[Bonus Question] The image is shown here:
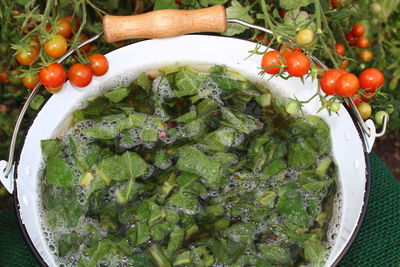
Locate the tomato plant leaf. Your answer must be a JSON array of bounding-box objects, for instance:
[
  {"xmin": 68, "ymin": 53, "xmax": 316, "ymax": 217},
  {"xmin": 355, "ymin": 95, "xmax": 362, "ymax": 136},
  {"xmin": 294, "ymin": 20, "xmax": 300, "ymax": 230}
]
[
  {"xmin": 224, "ymin": 0, "xmax": 253, "ymax": 36},
  {"xmin": 279, "ymin": 0, "xmax": 313, "ymax": 10},
  {"xmin": 153, "ymin": 0, "xmax": 179, "ymax": 10}
]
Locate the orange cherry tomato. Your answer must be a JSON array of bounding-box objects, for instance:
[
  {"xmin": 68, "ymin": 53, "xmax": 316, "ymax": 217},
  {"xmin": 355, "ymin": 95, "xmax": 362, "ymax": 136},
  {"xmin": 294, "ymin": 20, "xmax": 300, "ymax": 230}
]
[
  {"xmin": 356, "ymin": 37, "xmax": 370, "ymax": 49},
  {"xmin": 68, "ymin": 63, "xmax": 93, "ymax": 87},
  {"xmin": 22, "ymin": 73, "xmax": 40, "ymax": 89},
  {"xmin": 44, "ymin": 34, "xmax": 67, "ymax": 58},
  {"xmin": 279, "ymin": 44, "xmax": 302, "ymax": 61},
  {"xmin": 359, "ymin": 50, "xmax": 373, "ymax": 62},
  {"xmin": 16, "ymin": 40, "xmax": 39, "ymax": 66},
  {"xmin": 65, "ymin": 15, "xmax": 80, "ymax": 33},
  {"xmin": 88, "ymin": 54, "xmax": 109, "ymax": 76}
]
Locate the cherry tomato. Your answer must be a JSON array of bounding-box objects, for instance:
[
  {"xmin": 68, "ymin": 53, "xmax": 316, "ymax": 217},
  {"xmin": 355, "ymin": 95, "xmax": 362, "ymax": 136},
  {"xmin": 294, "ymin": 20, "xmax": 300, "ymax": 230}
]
[
  {"xmin": 331, "ymin": 0, "xmax": 349, "ymax": 8},
  {"xmin": 361, "ymin": 91, "xmax": 375, "ymax": 102},
  {"xmin": 370, "ymin": 3, "xmax": 382, "ymax": 15},
  {"xmin": 175, "ymin": 0, "xmax": 181, "ymax": 4},
  {"xmin": 286, "ymin": 99, "xmax": 301, "ymax": 114},
  {"xmin": 40, "ymin": 63, "xmax": 66, "ymax": 89},
  {"xmin": 280, "ymin": 44, "xmax": 302, "ymax": 61},
  {"xmin": 45, "ymin": 86, "xmax": 63, "ymax": 94},
  {"xmin": 279, "ymin": 9, "xmax": 286, "ymax": 18},
  {"xmin": 16, "ymin": 41, "xmax": 39, "ymax": 66},
  {"xmin": 0, "ymin": 43, "xmax": 9, "ymax": 55},
  {"xmin": 359, "ymin": 50, "xmax": 372, "ymax": 62},
  {"xmin": 65, "ymin": 15, "xmax": 80, "ymax": 33},
  {"xmin": 335, "ymin": 73, "xmax": 359, "ymax": 97},
  {"xmin": 335, "ymin": 44, "xmax": 346, "ymax": 56},
  {"xmin": 359, "ymin": 68, "xmax": 384, "ymax": 92},
  {"xmin": 0, "ymin": 71, "xmax": 8, "ymax": 84},
  {"xmin": 339, "ymin": 68, "xmax": 348, "ymax": 74},
  {"xmin": 261, "ymin": 50, "xmax": 282, "ymax": 74},
  {"xmin": 330, "ymin": 102, "xmax": 340, "ymax": 112},
  {"xmin": 70, "ymin": 33, "xmax": 92, "ymax": 53},
  {"xmin": 44, "ymin": 34, "xmax": 67, "ymax": 58},
  {"xmin": 375, "ymin": 110, "xmax": 388, "ymax": 125},
  {"xmin": 357, "ymin": 102, "xmax": 372, "ymax": 120},
  {"xmin": 320, "ymin": 69, "xmax": 342, "ymax": 95},
  {"xmin": 22, "ymin": 73, "xmax": 40, "ymax": 89},
  {"xmin": 68, "ymin": 63, "xmax": 93, "ymax": 87},
  {"xmin": 53, "ymin": 17, "xmax": 73, "ymax": 38},
  {"xmin": 296, "ymin": 29, "xmax": 314, "ymax": 47},
  {"xmin": 340, "ymin": 59, "xmax": 349, "ymax": 69},
  {"xmin": 351, "ymin": 94, "xmax": 361, "ymax": 106},
  {"xmin": 345, "ymin": 32, "xmax": 358, "ymax": 46},
  {"xmin": 9, "ymin": 69, "xmax": 21, "ymax": 85},
  {"xmin": 285, "ymin": 52, "xmax": 310, "ymax": 77},
  {"xmin": 356, "ymin": 37, "xmax": 369, "ymax": 49},
  {"xmin": 352, "ymin": 24, "xmax": 366, "ymax": 37},
  {"xmin": 88, "ymin": 54, "xmax": 109, "ymax": 76}
]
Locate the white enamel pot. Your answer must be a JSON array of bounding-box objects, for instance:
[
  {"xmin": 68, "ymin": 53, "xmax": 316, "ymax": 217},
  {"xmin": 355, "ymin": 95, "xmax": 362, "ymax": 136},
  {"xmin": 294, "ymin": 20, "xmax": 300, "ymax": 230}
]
[{"xmin": 3, "ymin": 35, "xmax": 370, "ymax": 266}]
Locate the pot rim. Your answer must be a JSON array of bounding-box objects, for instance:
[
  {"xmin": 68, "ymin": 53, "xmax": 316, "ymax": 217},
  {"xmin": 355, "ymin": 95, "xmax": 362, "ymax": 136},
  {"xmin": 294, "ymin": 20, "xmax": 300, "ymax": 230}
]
[{"xmin": 11, "ymin": 35, "xmax": 371, "ymax": 267}]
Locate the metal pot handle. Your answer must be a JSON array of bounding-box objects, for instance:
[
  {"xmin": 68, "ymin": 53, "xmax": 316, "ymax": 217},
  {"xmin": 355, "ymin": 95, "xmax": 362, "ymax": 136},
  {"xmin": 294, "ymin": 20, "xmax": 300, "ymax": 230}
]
[{"xmin": 1, "ymin": 15, "xmax": 388, "ymax": 193}]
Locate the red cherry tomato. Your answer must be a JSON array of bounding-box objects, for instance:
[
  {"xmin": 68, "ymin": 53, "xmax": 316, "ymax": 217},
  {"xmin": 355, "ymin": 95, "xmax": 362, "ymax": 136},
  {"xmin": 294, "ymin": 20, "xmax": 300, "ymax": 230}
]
[
  {"xmin": 359, "ymin": 68, "xmax": 384, "ymax": 92},
  {"xmin": 331, "ymin": 0, "xmax": 348, "ymax": 8},
  {"xmin": 345, "ymin": 32, "xmax": 358, "ymax": 46},
  {"xmin": 0, "ymin": 71, "xmax": 8, "ymax": 84},
  {"xmin": 335, "ymin": 43, "xmax": 346, "ymax": 56},
  {"xmin": 65, "ymin": 15, "xmax": 80, "ymax": 33},
  {"xmin": 356, "ymin": 37, "xmax": 370, "ymax": 49},
  {"xmin": 88, "ymin": 54, "xmax": 109, "ymax": 76},
  {"xmin": 40, "ymin": 63, "xmax": 66, "ymax": 89},
  {"xmin": 352, "ymin": 24, "xmax": 366, "ymax": 37},
  {"xmin": 46, "ymin": 18, "xmax": 72, "ymax": 38},
  {"xmin": 361, "ymin": 91, "xmax": 375, "ymax": 102},
  {"xmin": 285, "ymin": 52, "xmax": 310, "ymax": 77},
  {"xmin": 335, "ymin": 73, "xmax": 359, "ymax": 97},
  {"xmin": 279, "ymin": 44, "xmax": 302, "ymax": 61},
  {"xmin": 68, "ymin": 63, "xmax": 93, "ymax": 87},
  {"xmin": 44, "ymin": 34, "xmax": 68, "ymax": 58},
  {"xmin": 320, "ymin": 69, "xmax": 342, "ymax": 95},
  {"xmin": 351, "ymin": 94, "xmax": 362, "ymax": 106},
  {"xmin": 279, "ymin": 9, "xmax": 286, "ymax": 18},
  {"xmin": 70, "ymin": 33, "xmax": 92, "ymax": 53},
  {"xmin": 261, "ymin": 50, "xmax": 282, "ymax": 74},
  {"xmin": 22, "ymin": 73, "xmax": 40, "ymax": 89}
]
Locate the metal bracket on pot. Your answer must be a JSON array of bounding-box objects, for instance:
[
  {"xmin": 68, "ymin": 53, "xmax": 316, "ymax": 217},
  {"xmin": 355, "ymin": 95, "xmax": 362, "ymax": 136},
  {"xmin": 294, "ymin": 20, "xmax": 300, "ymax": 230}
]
[{"xmin": 0, "ymin": 161, "xmax": 14, "ymax": 194}]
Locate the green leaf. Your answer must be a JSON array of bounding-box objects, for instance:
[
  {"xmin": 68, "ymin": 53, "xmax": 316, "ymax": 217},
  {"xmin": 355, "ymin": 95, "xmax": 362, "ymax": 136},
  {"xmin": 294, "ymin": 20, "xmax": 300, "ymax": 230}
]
[
  {"xmin": 153, "ymin": 0, "xmax": 179, "ymax": 10},
  {"xmin": 30, "ymin": 94, "xmax": 45, "ymax": 110},
  {"xmin": 175, "ymin": 109, "xmax": 197, "ymax": 123},
  {"xmin": 222, "ymin": 223, "xmax": 257, "ymax": 243},
  {"xmin": 279, "ymin": 0, "xmax": 313, "ymax": 10},
  {"xmin": 118, "ymin": 112, "xmax": 148, "ymax": 130},
  {"xmin": 168, "ymin": 192, "xmax": 199, "ymax": 215},
  {"xmin": 83, "ymin": 126, "xmax": 119, "ymax": 139},
  {"xmin": 45, "ymin": 157, "xmax": 74, "ymax": 188},
  {"xmin": 303, "ymin": 239, "xmax": 326, "ymax": 265},
  {"xmin": 97, "ymin": 151, "xmax": 148, "ymax": 181},
  {"xmin": 262, "ymin": 160, "xmax": 287, "ymax": 179},
  {"xmin": 104, "ymin": 88, "xmax": 129, "ymax": 103},
  {"xmin": 276, "ymin": 182, "xmax": 309, "ymax": 228},
  {"xmin": 176, "ymin": 146, "xmax": 222, "ymax": 185},
  {"xmin": 166, "ymin": 226, "xmax": 185, "ymax": 257},
  {"xmin": 58, "ymin": 233, "xmax": 82, "ymax": 257},
  {"xmin": 115, "ymin": 179, "xmax": 146, "ymax": 204},
  {"xmin": 174, "ymin": 67, "xmax": 205, "ymax": 97},
  {"xmin": 224, "ymin": 0, "xmax": 254, "ymax": 36},
  {"xmin": 41, "ymin": 139, "xmax": 63, "ymax": 158},
  {"xmin": 287, "ymin": 142, "xmax": 317, "ymax": 169},
  {"xmin": 136, "ymin": 73, "xmax": 152, "ymax": 93},
  {"xmin": 191, "ymin": 246, "xmax": 215, "ymax": 266},
  {"xmin": 201, "ymin": 128, "xmax": 238, "ymax": 152},
  {"xmin": 136, "ymin": 222, "xmax": 151, "ymax": 245},
  {"xmin": 302, "ymin": 179, "xmax": 334, "ymax": 194},
  {"xmin": 257, "ymin": 243, "xmax": 293, "ymax": 265}
]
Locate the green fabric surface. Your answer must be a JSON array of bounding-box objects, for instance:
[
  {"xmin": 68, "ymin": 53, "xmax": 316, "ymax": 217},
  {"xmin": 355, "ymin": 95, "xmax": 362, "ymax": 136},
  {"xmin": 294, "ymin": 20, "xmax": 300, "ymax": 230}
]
[{"xmin": 0, "ymin": 152, "xmax": 399, "ymax": 267}]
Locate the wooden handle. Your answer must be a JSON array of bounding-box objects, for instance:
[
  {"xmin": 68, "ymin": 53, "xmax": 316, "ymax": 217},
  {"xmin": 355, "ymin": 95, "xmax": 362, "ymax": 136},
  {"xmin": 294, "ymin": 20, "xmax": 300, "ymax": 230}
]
[{"xmin": 103, "ymin": 5, "xmax": 227, "ymax": 43}]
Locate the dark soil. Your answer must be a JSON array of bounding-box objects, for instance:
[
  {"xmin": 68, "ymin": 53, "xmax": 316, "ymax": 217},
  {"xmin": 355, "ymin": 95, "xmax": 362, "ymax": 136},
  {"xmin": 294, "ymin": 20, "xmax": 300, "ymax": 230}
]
[{"xmin": 374, "ymin": 131, "xmax": 400, "ymax": 181}]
